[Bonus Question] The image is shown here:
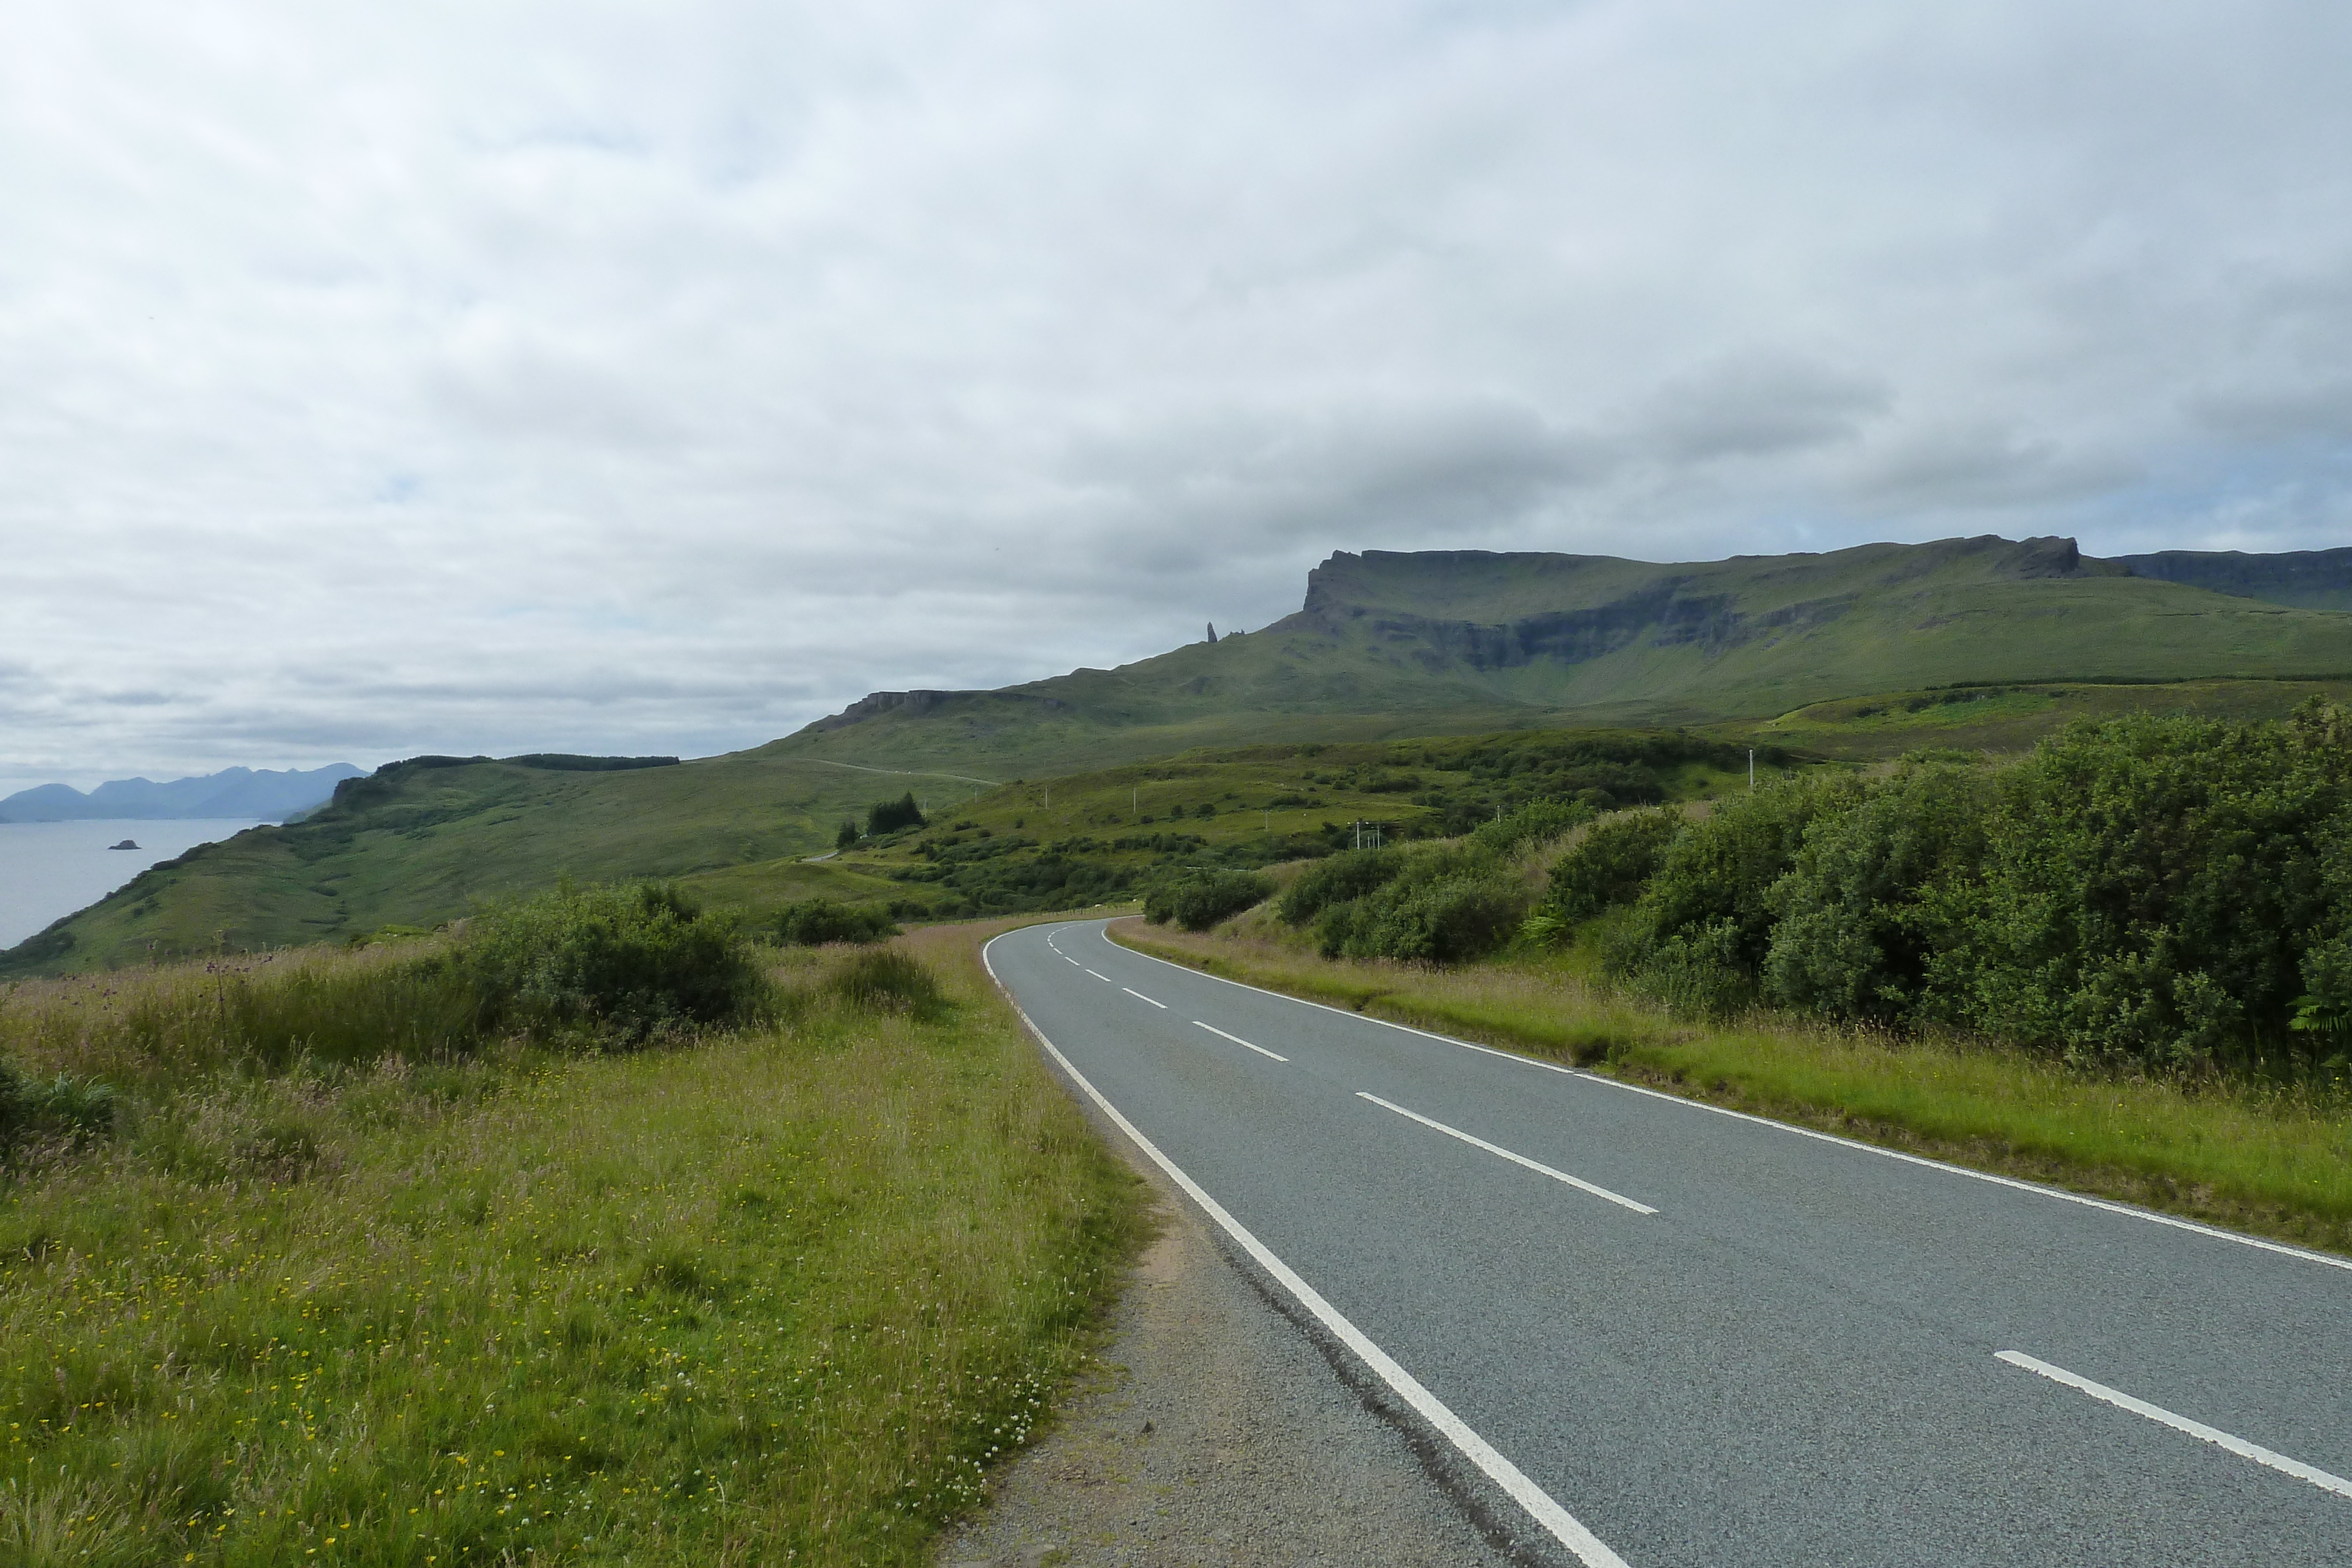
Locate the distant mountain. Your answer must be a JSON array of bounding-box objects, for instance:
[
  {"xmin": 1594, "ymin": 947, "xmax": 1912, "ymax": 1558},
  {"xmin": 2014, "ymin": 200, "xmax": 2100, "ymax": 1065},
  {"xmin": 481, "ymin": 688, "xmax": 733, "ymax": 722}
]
[
  {"xmin": 762, "ymin": 534, "xmax": 2352, "ymax": 777},
  {"xmin": 2114, "ymin": 547, "xmax": 2352, "ymax": 613},
  {"xmin": 0, "ymin": 764, "xmax": 365, "ymax": 823}
]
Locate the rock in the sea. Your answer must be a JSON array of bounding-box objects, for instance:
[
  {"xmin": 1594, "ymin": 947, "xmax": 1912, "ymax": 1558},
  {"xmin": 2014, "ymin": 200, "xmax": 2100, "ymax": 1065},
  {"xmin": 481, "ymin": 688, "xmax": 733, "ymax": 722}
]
[{"xmin": 108, "ymin": 839, "xmax": 140, "ymax": 851}]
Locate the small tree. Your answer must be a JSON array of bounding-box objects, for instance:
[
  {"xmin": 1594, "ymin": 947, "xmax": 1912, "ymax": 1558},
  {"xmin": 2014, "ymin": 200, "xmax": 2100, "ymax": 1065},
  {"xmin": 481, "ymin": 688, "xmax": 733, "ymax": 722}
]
[
  {"xmin": 866, "ymin": 792, "xmax": 926, "ymax": 836},
  {"xmin": 835, "ymin": 819, "xmax": 860, "ymax": 850}
]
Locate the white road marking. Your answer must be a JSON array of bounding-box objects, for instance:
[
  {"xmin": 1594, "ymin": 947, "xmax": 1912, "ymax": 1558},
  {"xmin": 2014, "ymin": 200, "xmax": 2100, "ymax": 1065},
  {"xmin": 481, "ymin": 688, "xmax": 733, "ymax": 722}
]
[
  {"xmin": 1358, "ymin": 1092, "xmax": 1656, "ymax": 1215},
  {"xmin": 983, "ymin": 932, "xmax": 1630, "ymax": 1568},
  {"xmin": 1195, "ymin": 1021, "xmax": 1287, "ymax": 1061},
  {"xmin": 1124, "ymin": 987, "xmax": 1168, "ymax": 1009},
  {"xmin": 1996, "ymin": 1352, "xmax": 2352, "ymax": 1500},
  {"xmin": 1065, "ymin": 956, "xmax": 1082, "ymax": 965},
  {"xmin": 1084, "ymin": 968, "xmax": 1112, "ymax": 982},
  {"xmin": 1103, "ymin": 925, "xmax": 2352, "ymax": 1275}
]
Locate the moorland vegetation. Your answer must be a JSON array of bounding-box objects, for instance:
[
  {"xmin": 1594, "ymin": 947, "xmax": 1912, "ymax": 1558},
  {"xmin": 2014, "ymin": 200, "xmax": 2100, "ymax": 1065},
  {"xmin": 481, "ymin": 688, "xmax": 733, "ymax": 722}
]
[{"xmin": 0, "ymin": 885, "xmax": 1142, "ymax": 1566}]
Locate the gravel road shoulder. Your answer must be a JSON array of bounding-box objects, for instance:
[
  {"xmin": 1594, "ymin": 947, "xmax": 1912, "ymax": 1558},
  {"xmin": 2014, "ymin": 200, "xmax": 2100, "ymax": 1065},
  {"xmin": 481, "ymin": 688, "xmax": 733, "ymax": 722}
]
[{"xmin": 934, "ymin": 1134, "xmax": 1521, "ymax": 1567}]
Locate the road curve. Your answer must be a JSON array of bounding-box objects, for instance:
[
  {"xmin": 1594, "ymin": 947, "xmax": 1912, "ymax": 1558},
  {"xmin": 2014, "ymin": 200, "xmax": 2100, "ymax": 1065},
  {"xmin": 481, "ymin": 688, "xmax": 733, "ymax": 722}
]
[{"xmin": 984, "ymin": 918, "xmax": 2352, "ymax": 1568}]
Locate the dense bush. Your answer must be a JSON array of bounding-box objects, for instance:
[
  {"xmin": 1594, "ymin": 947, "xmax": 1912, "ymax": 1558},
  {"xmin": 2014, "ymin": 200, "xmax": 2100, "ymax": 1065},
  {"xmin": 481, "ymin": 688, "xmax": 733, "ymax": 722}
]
[
  {"xmin": 1583, "ymin": 706, "xmax": 2352, "ymax": 1074},
  {"xmin": 1540, "ymin": 807, "xmax": 1684, "ymax": 926},
  {"xmin": 1759, "ymin": 763, "xmax": 1993, "ymax": 1023},
  {"xmin": 1277, "ymin": 848, "xmax": 1404, "ymax": 925},
  {"xmin": 457, "ymin": 882, "xmax": 767, "ymax": 1044},
  {"xmin": 1311, "ymin": 846, "xmax": 1528, "ymax": 965},
  {"xmin": 1144, "ymin": 871, "xmax": 1274, "ymax": 931},
  {"xmin": 773, "ymin": 899, "xmax": 900, "ymax": 946},
  {"xmin": 866, "ymin": 792, "xmax": 927, "ymax": 836}
]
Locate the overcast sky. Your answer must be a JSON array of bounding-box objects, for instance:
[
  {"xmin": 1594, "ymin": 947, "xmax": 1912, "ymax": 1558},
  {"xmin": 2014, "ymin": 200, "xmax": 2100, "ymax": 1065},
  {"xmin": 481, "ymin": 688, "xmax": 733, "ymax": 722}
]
[{"xmin": 4, "ymin": 1, "xmax": 2349, "ymax": 791}]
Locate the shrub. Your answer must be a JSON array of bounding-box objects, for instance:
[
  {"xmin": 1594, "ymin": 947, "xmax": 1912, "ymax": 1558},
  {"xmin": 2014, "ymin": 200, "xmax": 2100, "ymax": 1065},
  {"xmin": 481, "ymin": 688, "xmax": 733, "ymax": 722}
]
[
  {"xmin": 773, "ymin": 899, "xmax": 900, "ymax": 947},
  {"xmin": 1913, "ymin": 712, "xmax": 2352, "ymax": 1071},
  {"xmin": 1613, "ymin": 775, "xmax": 1858, "ymax": 984},
  {"xmin": 1277, "ymin": 849, "xmax": 1403, "ymax": 925},
  {"xmin": 457, "ymin": 882, "xmax": 766, "ymax": 1044},
  {"xmin": 1761, "ymin": 763, "xmax": 1992, "ymax": 1022},
  {"xmin": 835, "ymin": 819, "xmax": 860, "ymax": 850},
  {"xmin": 1541, "ymin": 807, "xmax": 1684, "ymax": 927},
  {"xmin": 1144, "ymin": 871, "xmax": 1274, "ymax": 931},
  {"xmin": 1471, "ymin": 798, "xmax": 1595, "ymax": 858},
  {"xmin": 1312, "ymin": 846, "xmax": 1529, "ymax": 964},
  {"xmin": 866, "ymin": 793, "xmax": 926, "ymax": 836}
]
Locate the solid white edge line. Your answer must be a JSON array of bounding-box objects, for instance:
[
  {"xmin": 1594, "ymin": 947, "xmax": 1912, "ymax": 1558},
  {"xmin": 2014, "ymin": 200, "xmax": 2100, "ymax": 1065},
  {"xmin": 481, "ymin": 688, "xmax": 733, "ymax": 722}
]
[
  {"xmin": 1358, "ymin": 1092, "xmax": 1656, "ymax": 1215},
  {"xmin": 1194, "ymin": 1020, "xmax": 1288, "ymax": 1062},
  {"xmin": 1996, "ymin": 1351, "xmax": 2352, "ymax": 1500},
  {"xmin": 987, "ymin": 929, "xmax": 1629, "ymax": 1568},
  {"xmin": 1123, "ymin": 987, "xmax": 1168, "ymax": 1009},
  {"xmin": 1098, "ymin": 922, "xmax": 2352, "ymax": 1276}
]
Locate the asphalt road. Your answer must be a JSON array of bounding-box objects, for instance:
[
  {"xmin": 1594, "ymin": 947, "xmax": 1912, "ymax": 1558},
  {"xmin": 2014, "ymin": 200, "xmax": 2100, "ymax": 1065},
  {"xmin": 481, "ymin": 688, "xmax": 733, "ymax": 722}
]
[{"xmin": 984, "ymin": 919, "xmax": 2352, "ymax": 1568}]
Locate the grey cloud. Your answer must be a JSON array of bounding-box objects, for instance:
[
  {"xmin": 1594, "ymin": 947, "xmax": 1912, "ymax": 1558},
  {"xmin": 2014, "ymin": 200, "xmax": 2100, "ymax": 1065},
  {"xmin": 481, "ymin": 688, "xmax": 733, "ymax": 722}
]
[
  {"xmin": 4, "ymin": 1, "xmax": 2351, "ymax": 790},
  {"xmin": 1638, "ymin": 356, "xmax": 1892, "ymax": 462}
]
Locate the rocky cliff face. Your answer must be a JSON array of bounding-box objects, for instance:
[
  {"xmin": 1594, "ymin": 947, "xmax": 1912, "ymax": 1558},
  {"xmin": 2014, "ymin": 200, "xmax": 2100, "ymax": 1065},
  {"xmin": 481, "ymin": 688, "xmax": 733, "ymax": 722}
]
[{"xmin": 2117, "ymin": 547, "xmax": 2352, "ymax": 613}]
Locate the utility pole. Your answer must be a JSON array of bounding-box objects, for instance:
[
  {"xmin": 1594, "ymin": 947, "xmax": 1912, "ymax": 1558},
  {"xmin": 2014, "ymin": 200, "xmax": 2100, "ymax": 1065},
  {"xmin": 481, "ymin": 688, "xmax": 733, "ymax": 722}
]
[{"xmin": 1749, "ymin": 750, "xmax": 1755, "ymax": 790}]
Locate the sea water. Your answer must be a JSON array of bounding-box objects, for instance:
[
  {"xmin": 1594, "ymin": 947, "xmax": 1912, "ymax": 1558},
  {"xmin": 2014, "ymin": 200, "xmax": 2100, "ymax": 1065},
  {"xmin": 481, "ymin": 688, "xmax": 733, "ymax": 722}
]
[{"xmin": 0, "ymin": 819, "xmax": 265, "ymax": 951}]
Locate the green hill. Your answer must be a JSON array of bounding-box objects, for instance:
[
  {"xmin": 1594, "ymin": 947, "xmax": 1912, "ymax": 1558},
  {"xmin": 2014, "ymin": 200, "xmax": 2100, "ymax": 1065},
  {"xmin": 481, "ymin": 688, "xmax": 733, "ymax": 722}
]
[
  {"xmin": 14, "ymin": 534, "xmax": 2352, "ymax": 976},
  {"xmin": 761, "ymin": 534, "xmax": 2352, "ymax": 776}
]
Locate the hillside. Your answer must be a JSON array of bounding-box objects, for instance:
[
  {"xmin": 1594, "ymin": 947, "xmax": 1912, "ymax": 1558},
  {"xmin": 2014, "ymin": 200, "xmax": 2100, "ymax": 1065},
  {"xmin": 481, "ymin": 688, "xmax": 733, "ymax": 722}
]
[
  {"xmin": 762, "ymin": 534, "xmax": 2352, "ymax": 777},
  {"xmin": 14, "ymin": 534, "xmax": 2352, "ymax": 976},
  {"xmin": 2115, "ymin": 546, "xmax": 2352, "ymax": 613}
]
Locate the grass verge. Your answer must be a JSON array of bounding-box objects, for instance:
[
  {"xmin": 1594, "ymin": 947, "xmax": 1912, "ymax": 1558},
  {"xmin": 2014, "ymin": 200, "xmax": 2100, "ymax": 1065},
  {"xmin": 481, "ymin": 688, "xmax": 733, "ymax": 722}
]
[
  {"xmin": 1111, "ymin": 918, "xmax": 2352, "ymax": 1257},
  {"xmin": 0, "ymin": 918, "xmax": 1147, "ymax": 1566}
]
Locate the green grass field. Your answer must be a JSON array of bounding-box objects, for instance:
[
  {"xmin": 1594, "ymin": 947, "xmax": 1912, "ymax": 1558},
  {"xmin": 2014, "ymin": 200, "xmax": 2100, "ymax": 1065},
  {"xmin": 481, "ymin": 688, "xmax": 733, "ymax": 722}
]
[
  {"xmin": 1114, "ymin": 917, "xmax": 2352, "ymax": 1256},
  {"xmin": 0, "ymin": 919, "xmax": 1147, "ymax": 1566}
]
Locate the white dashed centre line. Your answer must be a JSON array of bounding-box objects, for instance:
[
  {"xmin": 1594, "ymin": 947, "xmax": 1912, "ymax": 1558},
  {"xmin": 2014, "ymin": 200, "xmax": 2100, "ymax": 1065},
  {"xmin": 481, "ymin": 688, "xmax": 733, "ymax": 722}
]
[
  {"xmin": 1083, "ymin": 968, "xmax": 1112, "ymax": 982},
  {"xmin": 1996, "ymin": 1352, "xmax": 2352, "ymax": 1500},
  {"xmin": 1123, "ymin": 987, "xmax": 1168, "ymax": 1009},
  {"xmin": 1194, "ymin": 1021, "xmax": 1287, "ymax": 1061},
  {"xmin": 1357, "ymin": 1092, "xmax": 1657, "ymax": 1215}
]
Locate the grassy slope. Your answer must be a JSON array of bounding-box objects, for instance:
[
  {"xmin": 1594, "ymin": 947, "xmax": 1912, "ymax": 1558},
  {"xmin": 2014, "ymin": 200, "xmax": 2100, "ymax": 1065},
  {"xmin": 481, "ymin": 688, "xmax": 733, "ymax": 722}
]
[
  {"xmin": 1, "ymin": 758, "xmax": 951, "ymax": 975},
  {"xmin": 18, "ymin": 537, "xmax": 2352, "ymax": 978},
  {"xmin": 754, "ymin": 537, "xmax": 2352, "ymax": 779},
  {"xmin": 1729, "ymin": 676, "xmax": 2352, "ymax": 761},
  {"xmin": 0, "ymin": 921, "xmax": 1147, "ymax": 1567},
  {"xmin": 1113, "ymin": 919, "xmax": 2352, "ymax": 1256}
]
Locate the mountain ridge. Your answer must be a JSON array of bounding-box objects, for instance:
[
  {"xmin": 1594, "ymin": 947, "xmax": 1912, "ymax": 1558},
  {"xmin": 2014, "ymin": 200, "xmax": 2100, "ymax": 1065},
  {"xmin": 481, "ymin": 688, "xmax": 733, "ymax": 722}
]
[
  {"xmin": 771, "ymin": 534, "xmax": 2352, "ymax": 777},
  {"xmin": 0, "ymin": 764, "xmax": 365, "ymax": 823}
]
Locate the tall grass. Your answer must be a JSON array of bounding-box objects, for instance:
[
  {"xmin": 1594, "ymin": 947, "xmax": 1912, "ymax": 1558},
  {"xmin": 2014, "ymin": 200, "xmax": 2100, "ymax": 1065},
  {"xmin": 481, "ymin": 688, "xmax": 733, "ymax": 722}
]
[
  {"xmin": 0, "ymin": 919, "xmax": 1146, "ymax": 1565},
  {"xmin": 1115, "ymin": 919, "xmax": 2352, "ymax": 1255}
]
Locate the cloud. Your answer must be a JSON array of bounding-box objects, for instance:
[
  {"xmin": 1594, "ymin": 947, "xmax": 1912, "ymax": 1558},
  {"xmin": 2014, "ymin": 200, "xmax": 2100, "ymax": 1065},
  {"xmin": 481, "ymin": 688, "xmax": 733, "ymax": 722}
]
[{"xmin": 2, "ymin": 0, "xmax": 2351, "ymax": 789}]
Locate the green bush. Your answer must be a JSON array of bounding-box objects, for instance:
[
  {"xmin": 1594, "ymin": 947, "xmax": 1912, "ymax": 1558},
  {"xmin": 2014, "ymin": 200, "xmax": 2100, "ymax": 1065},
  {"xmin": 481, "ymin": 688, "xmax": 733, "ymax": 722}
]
[
  {"xmin": 1613, "ymin": 775, "xmax": 1857, "ymax": 984},
  {"xmin": 1762, "ymin": 763, "xmax": 1992, "ymax": 1022},
  {"xmin": 1311, "ymin": 846, "xmax": 1528, "ymax": 965},
  {"xmin": 1541, "ymin": 807, "xmax": 1684, "ymax": 927},
  {"xmin": 457, "ymin": 882, "xmax": 767, "ymax": 1045},
  {"xmin": 773, "ymin": 899, "xmax": 900, "ymax": 947},
  {"xmin": 1912, "ymin": 711, "xmax": 2352, "ymax": 1071},
  {"xmin": 1277, "ymin": 849, "xmax": 1403, "ymax": 925},
  {"xmin": 1144, "ymin": 871, "xmax": 1274, "ymax": 931}
]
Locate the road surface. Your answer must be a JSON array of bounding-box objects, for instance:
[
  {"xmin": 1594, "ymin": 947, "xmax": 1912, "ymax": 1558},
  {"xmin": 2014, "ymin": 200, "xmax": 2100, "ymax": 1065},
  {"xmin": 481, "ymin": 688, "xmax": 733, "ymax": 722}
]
[{"xmin": 984, "ymin": 918, "xmax": 2352, "ymax": 1567}]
